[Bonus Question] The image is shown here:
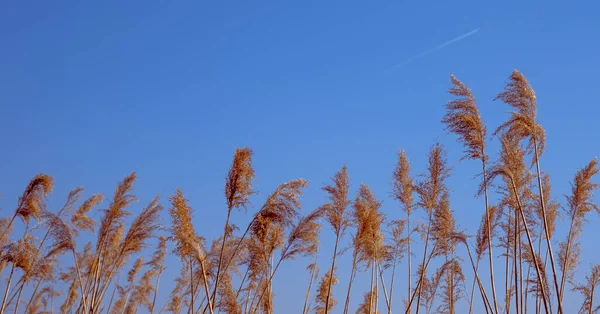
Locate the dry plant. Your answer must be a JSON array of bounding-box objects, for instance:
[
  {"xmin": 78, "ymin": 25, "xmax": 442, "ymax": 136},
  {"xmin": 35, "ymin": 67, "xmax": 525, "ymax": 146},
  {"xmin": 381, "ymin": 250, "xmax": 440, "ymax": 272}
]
[
  {"xmin": 321, "ymin": 165, "xmax": 351, "ymax": 314},
  {"xmin": 211, "ymin": 148, "xmax": 255, "ymax": 311},
  {"xmin": 572, "ymin": 264, "xmax": 600, "ymax": 314},
  {"xmin": 495, "ymin": 70, "xmax": 563, "ymax": 314},
  {"xmin": 392, "ymin": 150, "xmax": 415, "ymax": 314},
  {"xmin": 314, "ymin": 268, "xmax": 338, "ymax": 314},
  {"xmin": 442, "ymin": 74, "xmax": 499, "ymax": 314},
  {"xmin": 412, "ymin": 143, "xmax": 451, "ymax": 314},
  {"xmin": 0, "ymin": 69, "xmax": 598, "ymax": 314},
  {"xmin": 558, "ymin": 159, "xmax": 599, "ymax": 302}
]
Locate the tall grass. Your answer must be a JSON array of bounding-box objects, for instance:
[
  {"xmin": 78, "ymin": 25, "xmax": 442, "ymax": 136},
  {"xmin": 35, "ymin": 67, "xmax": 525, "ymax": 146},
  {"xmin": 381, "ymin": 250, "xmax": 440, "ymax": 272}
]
[{"xmin": 0, "ymin": 71, "xmax": 598, "ymax": 314}]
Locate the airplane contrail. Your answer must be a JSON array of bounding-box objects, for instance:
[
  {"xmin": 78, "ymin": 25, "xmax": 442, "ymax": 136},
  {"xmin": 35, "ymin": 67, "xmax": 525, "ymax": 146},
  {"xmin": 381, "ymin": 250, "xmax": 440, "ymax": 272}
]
[{"xmin": 387, "ymin": 28, "xmax": 480, "ymax": 71}]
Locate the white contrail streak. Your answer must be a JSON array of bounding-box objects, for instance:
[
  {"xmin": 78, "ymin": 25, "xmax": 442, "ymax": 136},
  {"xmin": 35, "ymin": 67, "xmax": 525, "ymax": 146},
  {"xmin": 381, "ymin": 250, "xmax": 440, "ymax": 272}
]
[{"xmin": 387, "ymin": 28, "xmax": 480, "ymax": 71}]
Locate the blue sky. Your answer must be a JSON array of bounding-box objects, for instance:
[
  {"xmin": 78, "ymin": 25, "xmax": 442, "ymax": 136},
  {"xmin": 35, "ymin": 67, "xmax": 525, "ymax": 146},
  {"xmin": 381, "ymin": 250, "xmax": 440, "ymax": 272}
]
[{"xmin": 1, "ymin": 1, "xmax": 599, "ymax": 313}]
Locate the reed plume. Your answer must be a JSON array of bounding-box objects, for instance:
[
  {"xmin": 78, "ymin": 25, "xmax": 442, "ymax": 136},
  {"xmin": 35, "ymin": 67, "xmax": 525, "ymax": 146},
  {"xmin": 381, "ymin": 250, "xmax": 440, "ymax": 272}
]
[
  {"xmin": 356, "ymin": 289, "xmax": 378, "ymax": 314},
  {"xmin": 392, "ymin": 150, "xmax": 415, "ymax": 313},
  {"xmin": 146, "ymin": 235, "xmax": 167, "ymax": 314},
  {"xmin": 303, "ymin": 262, "xmax": 319, "ymax": 314},
  {"xmin": 71, "ymin": 193, "xmax": 103, "ymax": 236},
  {"xmin": 413, "ymin": 143, "xmax": 450, "ymax": 314},
  {"xmin": 250, "ymin": 207, "xmax": 324, "ymax": 314},
  {"xmin": 0, "ymin": 235, "xmax": 37, "ymax": 313},
  {"xmin": 572, "ymin": 264, "xmax": 600, "ymax": 314},
  {"xmin": 212, "ymin": 148, "xmax": 256, "ymax": 310},
  {"xmin": 495, "ymin": 70, "xmax": 564, "ymax": 313},
  {"xmin": 169, "ymin": 188, "xmax": 212, "ymax": 314},
  {"xmin": 489, "ymin": 133, "xmax": 549, "ymax": 313},
  {"xmin": 315, "ymin": 268, "xmax": 338, "ymax": 314},
  {"xmin": 442, "ymin": 74, "xmax": 499, "ymax": 314},
  {"xmin": 385, "ymin": 219, "xmax": 408, "ymax": 314},
  {"xmin": 0, "ymin": 174, "xmax": 53, "ymax": 243},
  {"xmin": 558, "ymin": 158, "xmax": 599, "ymax": 303},
  {"xmin": 321, "ymin": 165, "xmax": 351, "ymax": 314}
]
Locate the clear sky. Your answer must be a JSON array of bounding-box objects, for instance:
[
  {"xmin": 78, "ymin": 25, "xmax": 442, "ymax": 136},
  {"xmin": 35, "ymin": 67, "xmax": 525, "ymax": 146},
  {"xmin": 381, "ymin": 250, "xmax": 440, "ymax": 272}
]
[{"xmin": 1, "ymin": 1, "xmax": 599, "ymax": 313}]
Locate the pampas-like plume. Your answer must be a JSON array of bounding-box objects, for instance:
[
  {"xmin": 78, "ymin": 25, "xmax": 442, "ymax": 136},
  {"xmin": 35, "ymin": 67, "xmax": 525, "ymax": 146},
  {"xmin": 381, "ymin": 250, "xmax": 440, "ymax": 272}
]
[
  {"xmin": 323, "ymin": 166, "xmax": 351, "ymax": 236},
  {"xmin": 250, "ymin": 207, "xmax": 324, "ymax": 314},
  {"xmin": 356, "ymin": 289, "xmax": 378, "ymax": 314},
  {"xmin": 15, "ymin": 174, "xmax": 54, "ymax": 225},
  {"xmin": 89, "ymin": 196, "xmax": 162, "ymax": 312},
  {"xmin": 392, "ymin": 151, "xmax": 414, "ymax": 314},
  {"xmin": 437, "ymin": 259, "xmax": 465, "ymax": 314},
  {"xmin": 413, "ymin": 143, "xmax": 451, "ymax": 313},
  {"xmin": 1, "ymin": 235, "xmax": 38, "ymax": 313},
  {"xmin": 354, "ymin": 184, "xmax": 385, "ymax": 265},
  {"xmin": 558, "ymin": 158, "xmax": 599, "ymax": 302},
  {"xmin": 314, "ymin": 269, "xmax": 338, "ymax": 314},
  {"xmin": 96, "ymin": 173, "xmax": 137, "ymax": 253},
  {"xmin": 343, "ymin": 185, "xmax": 384, "ymax": 314},
  {"xmin": 442, "ymin": 74, "xmax": 500, "ymax": 314},
  {"xmin": 572, "ymin": 264, "xmax": 600, "ymax": 314},
  {"xmin": 494, "ymin": 70, "xmax": 545, "ymax": 155},
  {"xmin": 415, "ymin": 143, "xmax": 451, "ymax": 216},
  {"xmin": 0, "ymin": 218, "xmax": 12, "ymax": 274},
  {"xmin": 0, "ymin": 174, "xmax": 53, "ymax": 244},
  {"xmin": 495, "ymin": 70, "xmax": 564, "ymax": 313},
  {"xmin": 489, "ymin": 133, "xmax": 550, "ymax": 313},
  {"xmin": 119, "ymin": 196, "xmax": 163, "ymax": 257},
  {"xmin": 169, "ymin": 188, "xmax": 197, "ymax": 260},
  {"xmin": 252, "ymin": 179, "xmax": 309, "ymax": 243},
  {"xmin": 212, "ymin": 148, "xmax": 256, "ymax": 310},
  {"xmin": 146, "ymin": 235, "xmax": 167, "ymax": 314},
  {"xmin": 385, "ymin": 219, "xmax": 407, "ymax": 314},
  {"xmin": 225, "ymin": 147, "xmax": 256, "ymax": 212},
  {"xmin": 431, "ymin": 192, "xmax": 456, "ymax": 257},
  {"xmin": 442, "ymin": 75, "xmax": 487, "ymax": 162},
  {"xmin": 169, "ymin": 188, "xmax": 212, "ymax": 314},
  {"xmin": 321, "ymin": 165, "xmax": 350, "ymax": 314},
  {"xmin": 393, "ymin": 151, "xmax": 415, "ymax": 215},
  {"xmin": 71, "ymin": 194, "xmax": 103, "ymax": 236},
  {"xmin": 282, "ymin": 207, "xmax": 324, "ymax": 260}
]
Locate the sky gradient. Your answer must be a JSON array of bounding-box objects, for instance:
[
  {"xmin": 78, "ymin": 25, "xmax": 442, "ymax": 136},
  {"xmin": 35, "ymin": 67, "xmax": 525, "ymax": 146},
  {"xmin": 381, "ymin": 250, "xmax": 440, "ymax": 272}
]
[{"xmin": 1, "ymin": 1, "xmax": 599, "ymax": 313}]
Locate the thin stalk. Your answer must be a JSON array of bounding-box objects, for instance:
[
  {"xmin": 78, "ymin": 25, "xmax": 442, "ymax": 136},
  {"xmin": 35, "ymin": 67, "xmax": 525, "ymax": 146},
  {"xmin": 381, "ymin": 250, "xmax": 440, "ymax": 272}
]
[
  {"xmin": 1, "ymin": 264, "xmax": 16, "ymax": 314},
  {"xmin": 510, "ymin": 179, "xmax": 549, "ymax": 313},
  {"xmin": 302, "ymin": 264, "xmax": 317, "ymax": 314},
  {"xmin": 377, "ymin": 263, "xmax": 391, "ymax": 312},
  {"xmin": 589, "ymin": 283, "xmax": 595, "ymax": 314},
  {"xmin": 190, "ymin": 260, "xmax": 195, "ymax": 314},
  {"xmin": 376, "ymin": 262, "xmax": 381, "ymax": 314},
  {"xmin": 533, "ymin": 140, "xmax": 563, "ymax": 314},
  {"xmin": 514, "ymin": 209, "xmax": 520, "ymax": 314},
  {"xmin": 210, "ymin": 209, "xmax": 233, "ymax": 310},
  {"xmin": 235, "ymin": 267, "xmax": 250, "ymax": 300},
  {"xmin": 464, "ymin": 243, "xmax": 491, "ymax": 314},
  {"xmin": 404, "ymin": 242, "xmax": 438, "ymax": 314},
  {"xmin": 324, "ymin": 230, "xmax": 341, "ymax": 314},
  {"xmin": 407, "ymin": 216, "xmax": 412, "ymax": 314},
  {"xmin": 389, "ymin": 254, "xmax": 398, "ymax": 314},
  {"xmin": 150, "ymin": 259, "xmax": 165, "ymax": 314},
  {"xmin": 202, "ymin": 215, "xmax": 256, "ymax": 314},
  {"xmin": 13, "ymin": 284, "xmax": 24, "ymax": 314},
  {"xmin": 106, "ymin": 275, "xmax": 120, "ymax": 314},
  {"xmin": 519, "ymin": 220, "xmax": 524, "ymax": 314},
  {"xmin": 558, "ymin": 213, "xmax": 576, "ymax": 303},
  {"xmin": 415, "ymin": 213, "xmax": 433, "ymax": 314},
  {"xmin": 468, "ymin": 260, "xmax": 481, "ymax": 314},
  {"xmin": 370, "ymin": 261, "xmax": 375, "ymax": 314},
  {"xmin": 343, "ymin": 251, "xmax": 358, "ymax": 314},
  {"xmin": 482, "ymin": 164, "xmax": 500, "ymax": 314},
  {"xmin": 23, "ymin": 278, "xmax": 43, "ymax": 314}
]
